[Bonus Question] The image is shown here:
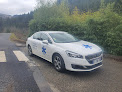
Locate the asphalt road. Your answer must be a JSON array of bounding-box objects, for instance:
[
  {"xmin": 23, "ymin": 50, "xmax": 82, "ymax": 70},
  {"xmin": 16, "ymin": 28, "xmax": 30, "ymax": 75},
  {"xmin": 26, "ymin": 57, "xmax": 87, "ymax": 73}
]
[
  {"xmin": 20, "ymin": 41, "xmax": 122, "ymax": 92},
  {"xmin": 0, "ymin": 33, "xmax": 52, "ymax": 92}
]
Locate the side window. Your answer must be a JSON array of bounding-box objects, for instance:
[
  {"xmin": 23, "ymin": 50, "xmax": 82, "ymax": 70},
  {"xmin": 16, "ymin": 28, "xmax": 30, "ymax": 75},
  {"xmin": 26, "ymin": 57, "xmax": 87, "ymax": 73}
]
[
  {"xmin": 40, "ymin": 33, "xmax": 52, "ymax": 43},
  {"xmin": 33, "ymin": 33, "xmax": 41, "ymax": 40}
]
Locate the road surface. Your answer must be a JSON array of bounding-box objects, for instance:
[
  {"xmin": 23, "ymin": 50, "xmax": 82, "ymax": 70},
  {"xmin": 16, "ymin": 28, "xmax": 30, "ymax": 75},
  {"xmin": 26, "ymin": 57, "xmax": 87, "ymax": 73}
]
[{"xmin": 0, "ymin": 33, "xmax": 52, "ymax": 92}]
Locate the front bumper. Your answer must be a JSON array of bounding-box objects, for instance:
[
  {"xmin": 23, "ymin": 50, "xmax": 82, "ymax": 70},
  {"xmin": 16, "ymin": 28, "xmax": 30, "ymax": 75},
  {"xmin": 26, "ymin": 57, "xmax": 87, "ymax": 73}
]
[
  {"xmin": 63, "ymin": 55, "xmax": 103, "ymax": 71},
  {"xmin": 71, "ymin": 62, "xmax": 102, "ymax": 70}
]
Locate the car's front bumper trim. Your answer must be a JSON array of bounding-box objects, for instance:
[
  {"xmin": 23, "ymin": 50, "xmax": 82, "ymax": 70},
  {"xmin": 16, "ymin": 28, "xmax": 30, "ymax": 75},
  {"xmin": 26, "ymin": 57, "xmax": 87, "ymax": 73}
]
[{"xmin": 71, "ymin": 62, "xmax": 102, "ymax": 70}]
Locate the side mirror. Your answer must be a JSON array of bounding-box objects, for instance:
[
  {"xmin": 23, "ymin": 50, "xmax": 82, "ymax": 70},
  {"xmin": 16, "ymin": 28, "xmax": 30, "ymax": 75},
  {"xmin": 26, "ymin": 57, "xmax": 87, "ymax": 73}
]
[{"xmin": 42, "ymin": 40, "xmax": 48, "ymax": 45}]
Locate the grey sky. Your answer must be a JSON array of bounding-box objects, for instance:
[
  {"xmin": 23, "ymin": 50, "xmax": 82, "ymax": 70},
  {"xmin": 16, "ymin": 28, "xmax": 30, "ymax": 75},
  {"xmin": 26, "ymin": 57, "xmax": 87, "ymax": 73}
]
[{"xmin": 0, "ymin": 0, "xmax": 56, "ymax": 15}]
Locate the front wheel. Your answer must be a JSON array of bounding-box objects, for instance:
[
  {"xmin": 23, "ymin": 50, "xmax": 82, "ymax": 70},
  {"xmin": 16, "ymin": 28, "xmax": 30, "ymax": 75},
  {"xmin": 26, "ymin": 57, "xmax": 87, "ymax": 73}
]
[{"xmin": 53, "ymin": 54, "xmax": 65, "ymax": 72}]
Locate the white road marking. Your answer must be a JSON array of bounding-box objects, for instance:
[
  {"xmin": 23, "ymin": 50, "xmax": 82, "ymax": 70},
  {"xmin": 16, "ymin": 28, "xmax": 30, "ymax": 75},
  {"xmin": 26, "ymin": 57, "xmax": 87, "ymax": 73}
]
[
  {"xmin": 13, "ymin": 51, "xmax": 29, "ymax": 62},
  {"xmin": 0, "ymin": 51, "xmax": 6, "ymax": 62}
]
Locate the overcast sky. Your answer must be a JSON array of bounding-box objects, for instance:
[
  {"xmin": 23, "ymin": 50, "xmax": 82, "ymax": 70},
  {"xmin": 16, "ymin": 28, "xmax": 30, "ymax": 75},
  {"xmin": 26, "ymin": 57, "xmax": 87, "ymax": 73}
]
[{"xmin": 0, "ymin": 0, "xmax": 56, "ymax": 15}]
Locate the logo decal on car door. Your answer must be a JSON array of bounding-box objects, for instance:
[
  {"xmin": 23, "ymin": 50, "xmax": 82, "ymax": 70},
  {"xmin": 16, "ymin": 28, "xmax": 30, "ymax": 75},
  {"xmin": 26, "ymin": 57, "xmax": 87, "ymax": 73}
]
[{"xmin": 42, "ymin": 46, "xmax": 46, "ymax": 55}]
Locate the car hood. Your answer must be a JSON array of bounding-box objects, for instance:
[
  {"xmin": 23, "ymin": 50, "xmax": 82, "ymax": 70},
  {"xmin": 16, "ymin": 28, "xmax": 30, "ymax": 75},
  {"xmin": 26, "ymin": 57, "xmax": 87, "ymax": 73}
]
[{"xmin": 55, "ymin": 40, "xmax": 102, "ymax": 56}]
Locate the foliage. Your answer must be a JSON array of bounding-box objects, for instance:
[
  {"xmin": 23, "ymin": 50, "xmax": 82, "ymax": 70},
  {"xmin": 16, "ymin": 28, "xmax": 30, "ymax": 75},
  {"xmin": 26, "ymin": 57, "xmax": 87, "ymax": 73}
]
[
  {"xmin": 0, "ymin": 12, "xmax": 33, "ymax": 33},
  {"xmin": 0, "ymin": 17, "xmax": 3, "ymax": 32},
  {"xmin": 6, "ymin": 12, "xmax": 33, "ymax": 28},
  {"xmin": 58, "ymin": 0, "xmax": 121, "ymax": 14},
  {"xmin": 0, "ymin": 12, "xmax": 33, "ymax": 40},
  {"xmin": 29, "ymin": 0, "xmax": 122, "ymax": 56},
  {"xmin": 10, "ymin": 33, "xmax": 26, "ymax": 43},
  {"xmin": 10, "ymin": 33, "xmax": 18, "ymax": 41}
]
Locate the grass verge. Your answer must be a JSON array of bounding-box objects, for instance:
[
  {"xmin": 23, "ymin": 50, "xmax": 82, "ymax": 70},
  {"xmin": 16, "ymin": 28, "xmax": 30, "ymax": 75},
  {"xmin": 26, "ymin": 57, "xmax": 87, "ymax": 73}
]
[{"xmin": 10, "ymin": 33, "xmax": 26, "ymax": 43}]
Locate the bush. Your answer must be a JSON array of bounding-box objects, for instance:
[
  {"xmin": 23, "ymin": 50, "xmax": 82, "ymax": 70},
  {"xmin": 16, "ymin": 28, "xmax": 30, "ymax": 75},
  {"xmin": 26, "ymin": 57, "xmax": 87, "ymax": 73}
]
[{"xmin": 29, "ymin": 1, "xmax": 122, "ymax": 56}]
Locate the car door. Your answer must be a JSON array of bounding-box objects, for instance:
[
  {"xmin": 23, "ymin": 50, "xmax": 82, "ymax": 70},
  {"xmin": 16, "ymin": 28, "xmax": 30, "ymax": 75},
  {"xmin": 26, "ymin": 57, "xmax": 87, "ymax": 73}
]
[
  {"xmin": 31, "ymin": 32, "xmax": 41, "ymax": 55},
  {"xmin": 37, "ymin": 33, "xmax": 53, "ymax": 62}
]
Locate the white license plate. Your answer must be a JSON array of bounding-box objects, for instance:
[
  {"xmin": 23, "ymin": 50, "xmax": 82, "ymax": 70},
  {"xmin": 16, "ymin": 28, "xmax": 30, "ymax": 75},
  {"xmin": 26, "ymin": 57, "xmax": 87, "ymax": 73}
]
[{"xmin": 93, "ymin": 57, "xmax": 102, "ymax": 64}]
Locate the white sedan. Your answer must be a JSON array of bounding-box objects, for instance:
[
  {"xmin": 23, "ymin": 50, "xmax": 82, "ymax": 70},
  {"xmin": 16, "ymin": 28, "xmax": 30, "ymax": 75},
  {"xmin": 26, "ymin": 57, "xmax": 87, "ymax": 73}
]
[{"xmin": 26, "ymin": 31, "xmax": 103, "ymax": 72}]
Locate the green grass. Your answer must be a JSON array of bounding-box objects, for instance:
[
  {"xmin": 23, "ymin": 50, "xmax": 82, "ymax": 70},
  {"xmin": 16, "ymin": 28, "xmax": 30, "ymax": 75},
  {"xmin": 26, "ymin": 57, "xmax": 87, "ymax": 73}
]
[{"xmin": 10, "ymin": 33, "xmax": 26, "ymax": 43}]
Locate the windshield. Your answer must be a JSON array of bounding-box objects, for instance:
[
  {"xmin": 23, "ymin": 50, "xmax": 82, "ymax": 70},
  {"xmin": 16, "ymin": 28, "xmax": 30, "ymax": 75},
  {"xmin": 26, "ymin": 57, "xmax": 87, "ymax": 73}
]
[{"xmin": 49, "ymin": 33, "xmax": 80, "ymax": 43}]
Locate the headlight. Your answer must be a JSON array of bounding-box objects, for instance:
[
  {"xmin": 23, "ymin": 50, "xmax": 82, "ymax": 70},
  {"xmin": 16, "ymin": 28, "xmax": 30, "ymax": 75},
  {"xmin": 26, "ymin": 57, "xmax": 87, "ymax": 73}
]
[{"xmin": 66, "ymin": 51, "xmax": 83, "ymax": 59}]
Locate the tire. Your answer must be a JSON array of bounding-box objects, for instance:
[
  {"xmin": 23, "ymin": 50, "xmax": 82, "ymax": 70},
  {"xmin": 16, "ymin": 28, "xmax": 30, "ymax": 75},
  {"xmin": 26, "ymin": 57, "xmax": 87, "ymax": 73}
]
[
  {"xmin": 53, "ymin": 54, "xmax": 65, "ymax": 72},
  {"xmin": 28, "ymin": 45, "xmax": 33, "ymax": 56}
]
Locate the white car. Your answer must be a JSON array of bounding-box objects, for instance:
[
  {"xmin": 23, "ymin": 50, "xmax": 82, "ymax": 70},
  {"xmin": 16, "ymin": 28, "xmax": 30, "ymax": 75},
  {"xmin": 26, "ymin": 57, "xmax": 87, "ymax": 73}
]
[{"xmin": 26, "ymin": 31, "xmax": 103, "ymax": 72}]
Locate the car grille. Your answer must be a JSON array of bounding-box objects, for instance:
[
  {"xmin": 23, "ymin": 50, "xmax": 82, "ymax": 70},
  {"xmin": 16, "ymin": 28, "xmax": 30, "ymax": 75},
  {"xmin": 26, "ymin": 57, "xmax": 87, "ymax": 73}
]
[{"xmin": 85, "ymin": 51, "xmax": 102, "ymax": 61}]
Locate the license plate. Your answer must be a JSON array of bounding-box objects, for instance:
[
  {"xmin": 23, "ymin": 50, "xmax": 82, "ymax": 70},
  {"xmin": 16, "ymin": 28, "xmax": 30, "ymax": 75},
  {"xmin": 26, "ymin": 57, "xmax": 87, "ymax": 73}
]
[{"xmin": 93, "ymin": 57, "xmax": 102, "ymax": 64}]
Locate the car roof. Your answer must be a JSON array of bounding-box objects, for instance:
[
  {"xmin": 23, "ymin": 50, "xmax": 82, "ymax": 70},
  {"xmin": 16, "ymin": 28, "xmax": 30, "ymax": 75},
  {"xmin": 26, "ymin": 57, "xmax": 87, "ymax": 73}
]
[{"xmin": 38, "ymin": 31, "xmax": 67, "ymax": 34}]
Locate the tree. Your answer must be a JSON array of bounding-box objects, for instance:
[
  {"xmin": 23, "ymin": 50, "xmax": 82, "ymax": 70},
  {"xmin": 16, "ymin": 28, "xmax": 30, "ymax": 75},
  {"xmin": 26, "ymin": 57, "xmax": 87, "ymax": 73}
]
[{"xmin": 0, "ymin": 17, "xmax": 3, "ymax": 32}]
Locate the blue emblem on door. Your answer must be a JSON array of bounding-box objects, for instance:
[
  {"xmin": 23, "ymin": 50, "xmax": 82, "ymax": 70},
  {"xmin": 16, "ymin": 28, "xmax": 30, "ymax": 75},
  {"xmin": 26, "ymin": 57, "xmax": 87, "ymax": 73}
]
[
  {"xmin": 42, "ymin": 46, "xmax": 46, "ymax": 55},
  {"xmin": 83, "ymin": 44, "xmax": 92, "ymax": 49}
]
